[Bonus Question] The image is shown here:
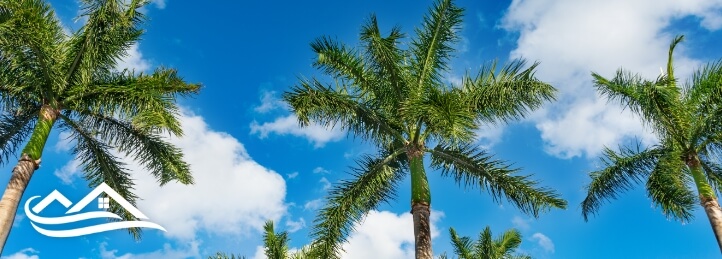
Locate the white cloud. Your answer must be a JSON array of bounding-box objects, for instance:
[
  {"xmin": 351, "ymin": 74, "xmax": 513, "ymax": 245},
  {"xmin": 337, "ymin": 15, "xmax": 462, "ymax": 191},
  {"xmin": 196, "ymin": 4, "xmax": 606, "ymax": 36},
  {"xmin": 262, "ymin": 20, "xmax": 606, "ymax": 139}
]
[
  {"xmin": 319, "ymin": 177, "xmax": 332, "ymax": 190},
  {"xmin": 312, "ymin": 167, "xmax": 329, "ymax": 174},
  {"xmin": 341, "ymin": 210, "xmax": 444, "ymax": 259},
  {"xmin": 251, "ymin": 246, "xmax": 266, "ymax": 259},
  {"xmin": 54, "ymin": 131, "xmax": 73, "ymax": 153},
  {"xmin": 501, "ymin": 0, "xmax": 722, "ymax": 158},
  {"xmin": 303, "ymin": 198, "xmax": 324, "ymax": 211},
  {"xmin": 536, "ymin": 97, "xmax": 658, "ymax": 158},
  {"xmin": 1, "ymin": 248, "xmax": 39, "ymax": 259},
  {"xmin": 254, "ymin": 91, "xmax": 286, "ymax": 113},
  {"xmin": 53, "ymin": 158, "xmax": 82, "ymax": 185},
  {"xmin": 511, "ymin": 216, "xmax": 531, "ymax": 231},
  {"xmin": 99, "ymin": 241, "xmax": 199, "ymax": 259},
  {"xmin": 115, "ymin": 43, "xmax": 151, "ymax": 72},
  {"xmin": 474, "ymin": 123, "xmax": 505, "ymax": 149},
  {"xmin": 51, "ymin": 110, "xmax": 288, "ymax": 242},
  {"xmin": 287, "ymin": 172, "xmax": 299, "ymax": 179},
  {"xmin": 250, "ymin": 115, "xmax": 345, "ymax": 148},
  {"xmin": 152, "ymin": 0, "xmax": 166, "ymax": 9},
  {"xmin": 35, "ymin": 109, "xmax": 277, "ymax": 256},
  {"xmin": 530, "ymin": 233, "xmax": 555, "ymax": 253},
  {"xmin": 12, "ymin": 214, "xmax": 24, "ymax": 229},
  {"xmin": 124, "ymin": 111, "xmax": 287, "ymax": 240},
  {"xmin": 285, "ymin": 217, "xmax": 306, "ymax": 233}
]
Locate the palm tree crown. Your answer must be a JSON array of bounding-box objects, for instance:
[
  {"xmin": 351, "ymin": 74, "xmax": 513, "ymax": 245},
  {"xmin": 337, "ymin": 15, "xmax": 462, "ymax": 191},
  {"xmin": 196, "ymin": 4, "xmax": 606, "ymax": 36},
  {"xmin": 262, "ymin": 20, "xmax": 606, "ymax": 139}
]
[
  {"xmin": 441, "ymin": 226, "xmax": 530, "ymax": 259},
  {"xmin": 283, "ymin": 0, "xmax": 566, "ymax": 257},
  {"xmin": 582, "ymin": 35, "xmax": 722, "ymax": 251},
  {"xmin": 0, "ymin": 0, "xmax": 199, "ymax": 250}
]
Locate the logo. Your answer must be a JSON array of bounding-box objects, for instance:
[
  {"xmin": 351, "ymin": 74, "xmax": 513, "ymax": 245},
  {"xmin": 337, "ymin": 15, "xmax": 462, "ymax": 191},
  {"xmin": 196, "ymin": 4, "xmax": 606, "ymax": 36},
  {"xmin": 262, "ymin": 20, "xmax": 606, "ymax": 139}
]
[{"xmin": 24, "ymin": 182, "xmax": 166, "ymax": 237}]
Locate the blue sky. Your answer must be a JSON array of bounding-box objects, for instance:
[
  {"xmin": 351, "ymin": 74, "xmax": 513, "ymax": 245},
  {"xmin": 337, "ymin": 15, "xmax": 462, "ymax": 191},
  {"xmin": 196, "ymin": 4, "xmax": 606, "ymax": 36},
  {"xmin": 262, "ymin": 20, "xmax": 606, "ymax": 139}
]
[{"xmin": 4, "ymin": 0, "xmax": 722, "ymax": 258}]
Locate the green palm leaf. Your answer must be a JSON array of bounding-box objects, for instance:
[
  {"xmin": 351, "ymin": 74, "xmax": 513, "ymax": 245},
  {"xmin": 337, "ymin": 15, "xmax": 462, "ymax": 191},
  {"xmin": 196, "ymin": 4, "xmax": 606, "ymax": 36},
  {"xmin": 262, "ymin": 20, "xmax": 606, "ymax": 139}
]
[{"xmin": 429, "ymin": 144, "xmax": 567, "ymax": 217}]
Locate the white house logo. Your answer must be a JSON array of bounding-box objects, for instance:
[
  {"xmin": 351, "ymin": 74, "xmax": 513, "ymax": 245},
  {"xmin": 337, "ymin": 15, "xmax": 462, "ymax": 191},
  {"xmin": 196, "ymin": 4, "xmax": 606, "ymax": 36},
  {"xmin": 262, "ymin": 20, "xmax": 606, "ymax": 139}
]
[{"xmin": 23, "ymin": 183, "xmax": 166, "ymax": 237}]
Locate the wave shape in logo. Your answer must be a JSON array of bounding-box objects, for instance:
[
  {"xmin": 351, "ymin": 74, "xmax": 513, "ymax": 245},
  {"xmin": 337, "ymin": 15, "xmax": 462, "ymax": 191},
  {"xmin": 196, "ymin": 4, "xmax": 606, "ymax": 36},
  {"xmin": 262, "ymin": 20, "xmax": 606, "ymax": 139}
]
[{"xmin": 24, "ymin": 183, "xmax": 166, "ymax": 238}]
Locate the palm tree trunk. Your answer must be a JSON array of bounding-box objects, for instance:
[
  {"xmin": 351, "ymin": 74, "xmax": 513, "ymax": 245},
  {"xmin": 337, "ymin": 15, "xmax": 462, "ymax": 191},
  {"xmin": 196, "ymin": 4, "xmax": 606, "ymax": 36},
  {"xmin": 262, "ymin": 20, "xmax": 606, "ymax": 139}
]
[
  {"xmin": 689, "ymin": 155, "xmax": 722, "ymax": 253},
  {"xmin": 409, "ymin": 149, "xmax": 433, "ymax": 259},
  {"xmin": 412, "ymin": 201, "xmax": 433, "ymax": 259},
  {"xmin": 701, "ymin": 197, "xmax": 722, "ymax": 253},
  {"xmin": 0, "ymin": 105, "xmax": 58, "ymax": 254}
]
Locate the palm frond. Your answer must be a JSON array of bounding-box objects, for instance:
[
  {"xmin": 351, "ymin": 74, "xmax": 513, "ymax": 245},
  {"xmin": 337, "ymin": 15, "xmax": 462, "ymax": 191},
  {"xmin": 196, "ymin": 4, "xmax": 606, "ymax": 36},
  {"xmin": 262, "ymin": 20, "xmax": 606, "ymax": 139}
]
[
  {"xmin": 71, "ymin": 111, "xmax": 192, "ymax": 185},
  {"xmin": 310, "ymin": 36, "xmax": 374, "ymax": 97},
  {"xmin": 0, "ymin": 106, "xmax": 39, "ymax": 165},
  {"xmin": 429, "ymin": 144, "xmax": 567, "ymax": 217},
  {"xmin": 464, "ymin": 60, "xmax": 556, "ymax": 124},
  {"xmin": 0, "ymin": 0, "xmax": 66, "ymax": 100},
  {"xmin": 692, "ymin": 107, "xmax": 722, "ymax": 151},
  {"xmin": 494, "ymin": 228, "xmax": 523, "ymax": 257},
  {"xmin": 448, "ymin": 227, "xmax": 473, "ymax": 259},
  {"xmin": 0, "ymin": 5, "xmax": 10, "ymax": 24},
  {"xmin": 411, "ymin": 87, "xmax": 476, "ymax": 144},
  {"xmin": 263, "ymin": 221, "xmax": 289, "ymax": 259},
  {"xmin": 60, "ymin": 114, "xmax": 141, "ymax": 238},
  {"xmin": 581, "ymin": 145, "xmax": 664, "ymax": 221},
  {"xmin": 645, "ymin": 149, "xmax": 696, "ymax": 222},
  {"xmin": 684, "ymin": 59, "xmax": 722, "ymax": 114},
  {"xmin": 410, "ymin": 0, "xmax": 463, "ymax": 93},
  {"xmin": 64, "ymin": 0, "xmax": 147, "ymax": 86},
  {"xmin": 592, "ymin": 36, "xmax": 688, "ymax": 144},
  {"xmin": 475, "ymin": 226, "xmax": 495, "ymax": 258},
  {"xmin": 360, "ymin": 15, "xmax": 406, "ymax": 108},
  {"xmin": 283, "ymin": 78, "xmax": 405, "ymax": 143},
  {"xmin": 64, "ymin": 68, "xmax": 199, "ymax": 136},
  {"xmin": 666, "ymin": 35, "xmax": 684, "ymax": 86},
  {"xmin": 289, "ymin": 244, "xmax": 318, "ymax": 259},
  {"xmin": 0, "ymin": 50, "xmax": 45, "ymax": 110},
  {"xmin": 311, "ymin": 149, "xmax": 407, "ymax": 258}
]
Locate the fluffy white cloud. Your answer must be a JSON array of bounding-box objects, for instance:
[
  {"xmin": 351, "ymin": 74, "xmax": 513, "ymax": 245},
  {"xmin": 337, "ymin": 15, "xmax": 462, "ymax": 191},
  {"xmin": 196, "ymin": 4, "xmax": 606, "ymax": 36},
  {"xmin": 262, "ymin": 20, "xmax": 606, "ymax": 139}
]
[
  {"xmin": 126, "ymin": 112, "xmax": 288, "ymax": 240},
  {"xmin": 250, "ymin": 246, "xmax": 266, "ymax": 259},
  {"xmin": 99, "ymin": 241, "xmax": 199, "ymax": 259},
  {"xmin": 340, "ymin": 210, "xmax": 444, "ymax": 259},
  {"xmin": 285, "ymin": 217, "xmax": 306, "ymax": 233},
  {"xmin": 53, "ymin": 158, "xmax": 82, "ymax": 185},
  {"xmin": 474, "ymin": 123, "xmax": 505, "ymax": 149},
  {"xmin": 1, "ymin": 248, "xmax": 39, "ymax": 259},
  {"xmin": 511, "ymin": 216, "xmax": 531, "ymax": 231},
  {"xmin": 53, "ymin": 131, "xmax": 73, "ymax": 152},
  {"xmin": 501, "ymin": 0, "xmax": 722, "ymax": 158},
  {"xmin": 54, "ymin": 111, "xmax": 289, "ymax": 240},
  {"xmin": 250, "ymin": 115, "xmax": 345, "ymax": 148},
  {"xmin": 152, "ymin": 0, "xmax": 166, "ymax": 9},
  {"xmin": 115, "ymin": 43, "xmax": 151, "ymax": 73},
  {"xmin": 312, "ymin": 167, "xmax": 330, "ymax": 174},
  {"xmin": 319, "ymin": 177, "xmax": 332, "ymax": 191},
  {"xmin": 12, "ymin": 214, "xmax": 24, "ymax": 229},
  {"xmin": 530, "ymin": 233, "xmax": 555, "ymax": 253},
  {"xmin": 303, "ymin": 198, "xmax": 324, "ymax": 211},
  {"xmin": 254, "ymin": 91, "xmax": 286, "ymax": 114}
]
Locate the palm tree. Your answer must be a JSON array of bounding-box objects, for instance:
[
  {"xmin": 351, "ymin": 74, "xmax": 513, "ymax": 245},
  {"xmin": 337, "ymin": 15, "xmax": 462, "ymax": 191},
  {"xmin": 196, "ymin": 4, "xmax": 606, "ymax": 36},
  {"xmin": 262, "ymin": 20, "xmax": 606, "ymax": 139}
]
[
  {"xmin": 283, "ymin": 0, "xmax": 567, "ymax": 257},
  {"xmin": 0, "ymin": 0, "xmax": 199, "ymax": 252},
  {"xmin": 209, "ymin": 221, "xmax": 314, "ymax": 259},
  {"xmin": 439, "ymin": 226, "xmax": 530, "ymax": 259},
  {"xmin": 582, "ymin": 35, "xmax": 722, "ymax": 251}
]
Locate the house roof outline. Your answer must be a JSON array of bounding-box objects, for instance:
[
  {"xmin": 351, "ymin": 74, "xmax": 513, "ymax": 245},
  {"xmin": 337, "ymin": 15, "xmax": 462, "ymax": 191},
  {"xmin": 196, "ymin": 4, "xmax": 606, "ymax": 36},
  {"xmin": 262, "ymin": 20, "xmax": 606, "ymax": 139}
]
[
  {"xmin": 31, "ymin": 190, "xmax": 73, "ymax": 214},
  {"xmin": 65, "ymin": 182, "xmax": 148, "ymax": 219}
]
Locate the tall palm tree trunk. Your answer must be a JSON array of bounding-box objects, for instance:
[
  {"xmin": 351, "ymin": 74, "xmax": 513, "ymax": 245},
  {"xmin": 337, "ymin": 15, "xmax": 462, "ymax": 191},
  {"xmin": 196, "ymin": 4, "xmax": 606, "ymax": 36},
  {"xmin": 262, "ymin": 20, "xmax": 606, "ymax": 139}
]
[
  {"xmin": 689, "ymin": 155, "xmax": 722, "ymax": 252},
  {"xmin": 409, "ymin": 149, "xmax": 433, "ymax": 259},
  {"xmin": 0, "ymin": 105, "xmax": 58, "ymax": 253}
]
